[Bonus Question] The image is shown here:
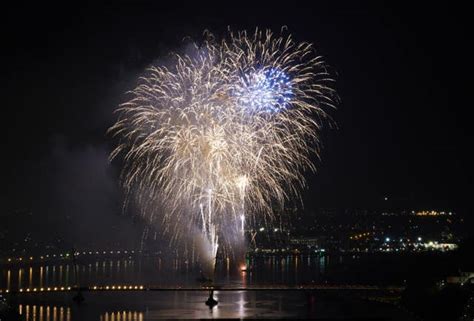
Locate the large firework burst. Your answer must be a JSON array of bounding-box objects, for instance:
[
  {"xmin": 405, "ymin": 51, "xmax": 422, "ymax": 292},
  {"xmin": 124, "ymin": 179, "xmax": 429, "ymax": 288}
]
[{"xmin": 109, "ymin": 28, "xmax": 337, "ymax": 261}]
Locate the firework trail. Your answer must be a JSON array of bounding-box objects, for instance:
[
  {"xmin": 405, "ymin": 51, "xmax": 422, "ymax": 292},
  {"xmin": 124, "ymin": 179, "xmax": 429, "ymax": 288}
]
[{"xmin": 109, "ymin": 28, "xmax": 337, "ymax": 264}]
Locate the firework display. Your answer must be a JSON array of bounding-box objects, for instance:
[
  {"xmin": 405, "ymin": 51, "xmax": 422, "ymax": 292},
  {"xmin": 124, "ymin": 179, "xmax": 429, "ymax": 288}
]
[{"xmin": 109, "ymin": 29, "xmax": 336, "ymax": 260}]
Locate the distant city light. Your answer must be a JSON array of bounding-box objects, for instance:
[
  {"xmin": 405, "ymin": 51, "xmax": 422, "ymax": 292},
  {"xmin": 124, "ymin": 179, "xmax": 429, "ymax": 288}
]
[{"xmin": 415, "ymin": 210, "xmax": 452, "ymax": 216}]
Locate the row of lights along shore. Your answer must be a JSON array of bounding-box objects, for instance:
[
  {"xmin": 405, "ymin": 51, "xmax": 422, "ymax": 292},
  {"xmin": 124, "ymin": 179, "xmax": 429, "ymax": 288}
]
[
  {"xmin": 5, "ymin": 250, "xmax": 139, "ymax": 263},
  {"xmin": 0, "ymin": 285, "xmax": 145, "ymax": 294}
]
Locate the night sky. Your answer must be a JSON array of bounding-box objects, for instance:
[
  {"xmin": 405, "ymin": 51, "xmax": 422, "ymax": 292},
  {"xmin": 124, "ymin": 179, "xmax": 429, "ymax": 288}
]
[{"xmin": 2, "ymin": 2, "xmax": 472, "ymax": 226}]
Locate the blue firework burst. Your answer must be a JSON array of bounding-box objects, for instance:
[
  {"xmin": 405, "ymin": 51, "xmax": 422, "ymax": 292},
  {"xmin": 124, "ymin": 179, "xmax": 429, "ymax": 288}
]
[{"xmin": 234, "ymin": 68, "xmax": 293, "ymax": 113}]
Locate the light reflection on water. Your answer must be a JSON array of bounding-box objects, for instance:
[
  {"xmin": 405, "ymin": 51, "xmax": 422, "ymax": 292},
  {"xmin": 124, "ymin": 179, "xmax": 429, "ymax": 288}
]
[
  {"xmin": 19, "ymin": 304, "xmax": 71, "ymax": 321},
  {"xmin": 100, "ymin": 311, "xmax": 144, "ymax": 321},
  {"xmin": 1, "ymin": 255, "xmax": 331, "ymax": 291},
  {"xmin": 0, "ymin": 254, "xmax": 440, "ymax": 320},
  {"xmin": 1, "ymin": 252, "xmax": 423, "ymax": 292},
  {"xmin": 2, "ymin": 258, "xmax": 141, "ymax": 290},
  {"xmin": 9, "ymin": 289, "xmax": 415, "ymax": 321}
]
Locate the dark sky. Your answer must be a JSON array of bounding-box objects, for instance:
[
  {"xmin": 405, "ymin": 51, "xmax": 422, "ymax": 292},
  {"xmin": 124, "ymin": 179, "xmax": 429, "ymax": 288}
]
[{"xmin": 1, "ymin": 2, "xmax": 472, "ymax": 224}]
